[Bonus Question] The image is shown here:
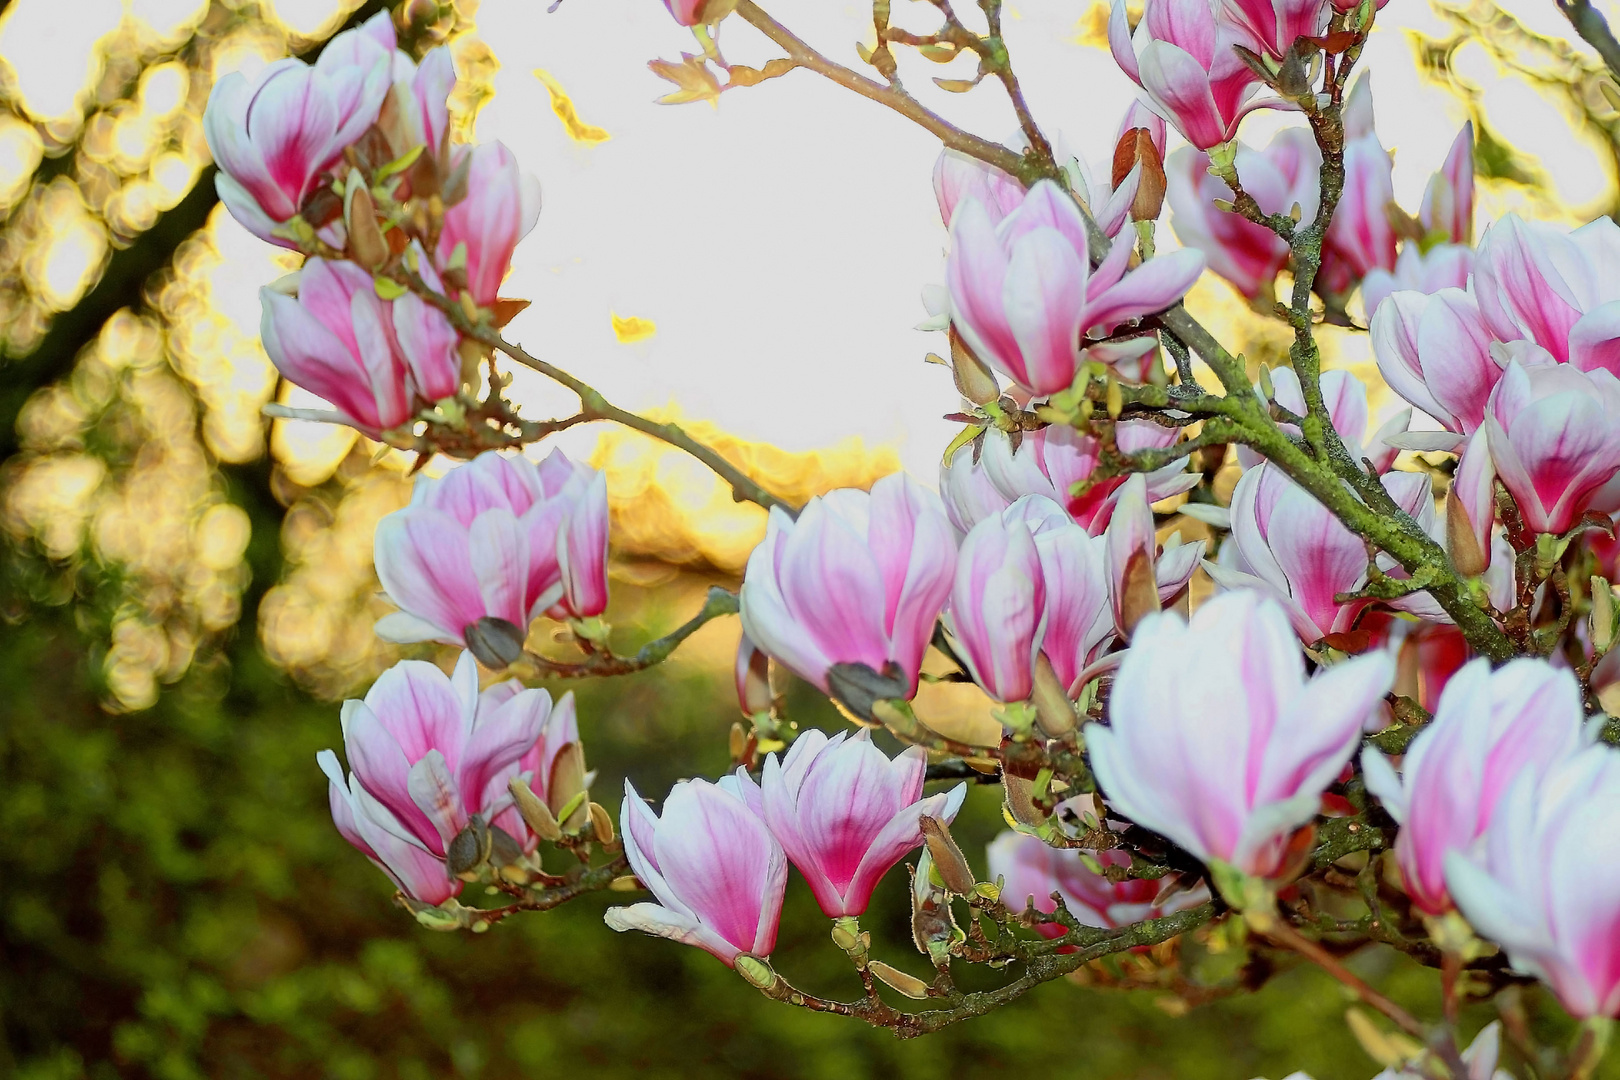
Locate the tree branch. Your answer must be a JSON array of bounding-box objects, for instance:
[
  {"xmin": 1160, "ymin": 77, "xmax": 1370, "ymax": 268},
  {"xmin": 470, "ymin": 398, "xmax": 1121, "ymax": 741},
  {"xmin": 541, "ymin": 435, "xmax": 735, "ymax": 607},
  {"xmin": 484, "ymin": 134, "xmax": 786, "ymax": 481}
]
[{"xmin": 1556, "ymin": 0, "xmax": 1620, "ymax": 81}]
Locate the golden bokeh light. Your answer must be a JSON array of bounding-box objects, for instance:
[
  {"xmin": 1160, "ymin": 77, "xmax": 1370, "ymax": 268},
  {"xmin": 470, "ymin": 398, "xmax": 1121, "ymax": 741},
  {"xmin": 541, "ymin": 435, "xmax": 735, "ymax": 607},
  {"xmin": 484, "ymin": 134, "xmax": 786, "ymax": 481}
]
[
  {"xmin": 610, "ymin": 311, "xmax": 657, "ymax": 343},
  {"xmin": 0, "ymin": 0, "xmax": 123, "ymax": 124},
  {"xmin": 0, "ymin": 114, "xmax": 42, "ymax": 209},
  {"xmin": 26, "ymin": 181, "xmax": 109, "ymax": 311},
  {"xmin": 533, "ymin": 67, "xmax": 612, "ymax": 145},
  {"xmin": 590, "ymin": 414, "xmax": 901, "ymax": 572}
]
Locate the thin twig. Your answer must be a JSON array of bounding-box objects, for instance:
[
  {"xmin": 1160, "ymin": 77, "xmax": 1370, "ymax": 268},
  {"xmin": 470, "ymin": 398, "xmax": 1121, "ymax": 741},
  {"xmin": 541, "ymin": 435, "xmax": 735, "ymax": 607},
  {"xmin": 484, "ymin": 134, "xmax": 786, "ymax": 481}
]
[
  {"xmin": 1263, "ymin": 918, "xmax": 1427, "ymax": 1040},
  {"xmin": 398, "ymin": 273, "xmax": 795, "ymax": 515},
  {"xmin": 522, "ymin": 587, "xmax": 740, "ymax": 678},
  {"xmin": 732, "ymin": 0, "xmax": 1039, "ymax": 182}
]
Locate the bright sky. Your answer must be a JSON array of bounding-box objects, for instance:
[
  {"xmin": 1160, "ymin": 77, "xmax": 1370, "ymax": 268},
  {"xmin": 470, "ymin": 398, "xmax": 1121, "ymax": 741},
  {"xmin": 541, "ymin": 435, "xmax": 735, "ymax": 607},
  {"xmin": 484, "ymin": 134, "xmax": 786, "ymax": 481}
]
[{"xmin": 2, "ymin": 0, "xmax": 1617, "ymax": 479}]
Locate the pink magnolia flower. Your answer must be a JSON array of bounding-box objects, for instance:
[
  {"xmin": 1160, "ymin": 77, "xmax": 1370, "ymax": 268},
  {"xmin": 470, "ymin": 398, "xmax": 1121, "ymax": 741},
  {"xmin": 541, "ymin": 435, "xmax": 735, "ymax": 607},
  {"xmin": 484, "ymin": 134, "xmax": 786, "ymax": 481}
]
[
  {"xmin": 1085, "ymin": 591, "xmax": 1395, "ymax": 876},
  {"xmin": 1167, "ymin": 128, "xmax": 1320, "ymax": 301},
  {"xmin": 1446, "ymin": 744, "xmax": 1620, "ymax": 1018},
  {"xmin": 381, "ymin": 45, "xmax": 455, "ymax": 162},
  {"xmin": 1108, "ymin": 0, "xmax": 1270, "ymax": 150},
  {"xmin": 1103, "ymin": 474, "xmax": 1206, "ymax": 637},
  {"xmin": 939, "ymin": 422, "xmax": 1198, "ymax": 536},
  {"xmin": 1362, "ymin": 658, "xmax": 1585, "ymax": 916},
  {"xmin": 204, "ymin": 12, "xmax": 394, "ymax": 246},
  {"xmin": 947, "ymin": 504, "xmax": 1047, "ymax": 703},
  {"xmin": 1420, "ymin": 122, "xmax": 1475, "ymax": 247},
  {"xmin": 988, "ymin": 826, "xmax": 1209, "ymax": 932},
  {"xmin": 606, "ymin": 775, "xmax": 788, "ymax": 966},
  {"xmin": 1482, "ymin": 358, "xmax": 1620, "ymax": 534},
  {"xmin": 319, "ymin": 749, "xmax": 460, "ymax": 904},
  {"xmin": 946, "ymin": 179, "xmax": 1205, "ymax": 395},
  {"xmin": 1448, "ymin": 427, "xmax": 1498, "ymax": 575},
  {"xmin": 1361, "ymin": 244, "xmax": 1474, "ymax": 331},
  {"xmin": 1472, "ymin": 213, "xmax": 1620, "ymax": 371},
  {"xmin": 392, "ymin": 251, "xmax": 462, "ymax": 402},
  {"xmin": 1370, "ymin": 613, "xmax": 1472, "ymax": 714},
  {"xmin": 1208, "ymin": 462, "xmax": 1436, "ymax": 644},
  {"xmin": 482, "ymin": 684, "xmax": 581, "ymax": 850},
  {"xmin": 1320, "ymin": 79, "xmax": 1396, "ymax": 297},
  {"xmin": 740, "ymin": 729, "xmax": 967, "ymax": 918},
  {"xmin": 739, "ymin": 473, "xmax": 956, "ymax": 700},
  {"xmin": 373, "ymin": 449, "xmax": 610, "ymax": 647},
  {"xmin": 336, "ymin": 651, "xmax": 560, "ymax": 858},
  {"xmin": 260, "ymin": 258, "xmax": 458, "ymax": 434},
  {"xmin": 1012, "ymin": 497, "xmax": 1117, "ymax": 695},
  {"xmin": 437, "ymin": 141, "xmax": 543, "ymax": 308},
  {"xmin": 933, "ymin": 150, "xmax": 1025, "ymax": 228},
  {"xmin": 1370, "ymin": 287, "xmax": 1498, "ymax": 440},
  {"xmin": 1218, "ymin": 0, "xmax": 1329, "ymax": 61}
]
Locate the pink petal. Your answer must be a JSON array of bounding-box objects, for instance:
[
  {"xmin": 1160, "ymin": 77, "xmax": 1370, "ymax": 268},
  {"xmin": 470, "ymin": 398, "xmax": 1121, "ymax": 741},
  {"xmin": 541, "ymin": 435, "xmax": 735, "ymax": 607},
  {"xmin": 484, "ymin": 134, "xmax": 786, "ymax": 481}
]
[{"xmin": 374, "ymin": 508, "xmax": 487, "ymax": 644}]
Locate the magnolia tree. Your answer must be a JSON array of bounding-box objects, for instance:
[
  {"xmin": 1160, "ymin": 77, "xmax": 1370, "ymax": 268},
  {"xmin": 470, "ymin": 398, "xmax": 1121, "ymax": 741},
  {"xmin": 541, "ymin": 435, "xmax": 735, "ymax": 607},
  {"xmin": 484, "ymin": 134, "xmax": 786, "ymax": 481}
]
[{"xmin": 215, "ymin": 0, "xmax": 1620, "ymax": 1070}]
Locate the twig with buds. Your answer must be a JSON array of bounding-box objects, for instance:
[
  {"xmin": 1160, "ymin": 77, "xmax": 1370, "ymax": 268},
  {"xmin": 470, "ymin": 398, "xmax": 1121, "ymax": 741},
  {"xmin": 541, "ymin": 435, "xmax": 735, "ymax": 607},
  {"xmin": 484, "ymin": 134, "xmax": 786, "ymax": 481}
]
[{"xmin": 505, "ymin": 587, "xmax": 741, "ymax": 679}]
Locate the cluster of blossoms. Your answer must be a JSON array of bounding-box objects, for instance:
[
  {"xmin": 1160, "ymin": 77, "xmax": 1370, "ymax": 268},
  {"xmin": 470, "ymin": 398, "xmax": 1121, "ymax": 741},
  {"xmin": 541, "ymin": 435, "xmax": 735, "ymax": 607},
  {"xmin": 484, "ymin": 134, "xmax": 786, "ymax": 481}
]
[
  {"xmin": 206, "ymin": 11, "xmax": 539, "ymax": 437},
  {"xmin": 210, "ymin": 0, "xmax": 1620, "ymax": 1060}
]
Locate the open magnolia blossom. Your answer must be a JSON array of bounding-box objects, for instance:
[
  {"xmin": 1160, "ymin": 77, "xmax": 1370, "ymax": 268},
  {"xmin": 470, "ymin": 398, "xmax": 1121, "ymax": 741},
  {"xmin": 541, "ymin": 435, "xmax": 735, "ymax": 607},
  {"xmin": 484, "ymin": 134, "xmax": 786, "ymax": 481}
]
[
  {"xmin": 1362, "ymin": 658, "xmax": 1587, "ymax": 915},
  {"xmin": 606, "ymin": 775, "xmax": 788, "ymax": 967},
  {"xmin": 373, "ymin": 449, "xmax": 610, "ymax": 654},
  {"xmin": 738, "ymin": 473, "xmax": 957, "ymax": 703},
  {"xmin": 221, "ymin": 0, "xmax": 1620, "ymax": 1059},
  {"xmin": 1446, "ymin": 745, "xmax": 1620, "ymax": 1019},
  {"xmin": 204, "ymin": 12, "xmax": 395, "ymax": 247},
  {"xmin": 1108, "ymin": 0, "xmax": 1270, "ymax": 150},
  {"xmin": 1085, "ymin": 591, "xmax": 1394, "ymax": 878},
  {"xmin": 322, "ymin": 649, "xmax": 582, "ymax": 901},
  {"xmin": 748, "ymin": 729, "xmax": 967, "ymax": 918},
  {"xmin": 945, "ymin": 179, "xmax": 1204, "ymax": 395}
]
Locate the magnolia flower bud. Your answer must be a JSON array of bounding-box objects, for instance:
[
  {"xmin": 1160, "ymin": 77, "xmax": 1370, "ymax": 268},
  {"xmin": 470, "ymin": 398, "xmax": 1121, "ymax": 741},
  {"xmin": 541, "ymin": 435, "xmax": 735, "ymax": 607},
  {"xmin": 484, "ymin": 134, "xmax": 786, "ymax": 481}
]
[
  {"xmin": 1593, "ymin": 577, "xmax": 1618, "ymax": 656},
  {"xmin": 1112, "ymin": 126, "xmax": 1168, "ymax": 222},
  {"xmin": 734, "ymin": 633, "xmax": 774, "ymax": 716},
  {"xmin": 1030, "ymin": 653, "xmax": 1077, "ymax": 737},
  {"xmin": 508, "ymin": 777, "xmax": 563, "ymax": 843},
  {"xmin": 919, "ymin": 815, "xmax": 976, "ymax": 895},
  {"xmin": 869, "ymin": 961, "xmax": 932, "ymax": 1000},
  {"xmin": 949, "ymin": 329, "xmax": 1001, "ymax": 405},
  {"xmin": 344, "ymin": 174, "xmax": 390, "ymax": 271}
]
